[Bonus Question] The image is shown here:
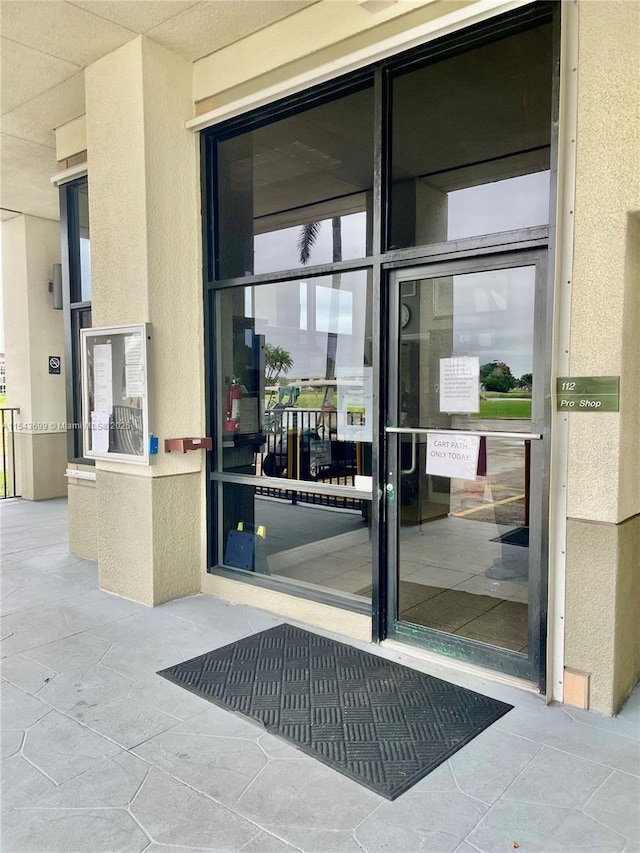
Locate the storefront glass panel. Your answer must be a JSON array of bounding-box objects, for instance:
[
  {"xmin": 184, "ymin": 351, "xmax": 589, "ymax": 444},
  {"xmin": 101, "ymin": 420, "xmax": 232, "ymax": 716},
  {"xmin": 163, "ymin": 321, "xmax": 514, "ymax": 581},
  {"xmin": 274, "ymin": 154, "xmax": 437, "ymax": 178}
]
[
  {"xmin": 216, "ymin": 85, "xmax": 374, "ymax": 279},
  {"xmin": 390, "ymin": 23, "xmax": 553, "ymax": 250}
]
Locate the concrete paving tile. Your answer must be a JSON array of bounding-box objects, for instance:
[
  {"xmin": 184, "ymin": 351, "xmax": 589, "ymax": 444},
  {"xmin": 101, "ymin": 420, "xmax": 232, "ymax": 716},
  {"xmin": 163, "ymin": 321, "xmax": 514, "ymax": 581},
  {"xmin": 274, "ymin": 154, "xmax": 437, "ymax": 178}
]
[
  {"xmin": 235, "ymin": 758, "xmax": 381, "ymax": 832},
  {"xmin": 35, "ymin": 662, "xmax": 132, "ymax": 714},
  {"xmin": 59, "ymin": 593, "xmax": 145, "ymax": 632},
  {"xmin": 22, "ymin": 631, "xmax": 112, "ymax": 672},
  {"xmin": 270, "ymin": 827, "xmax": 362, "ymax": 852},
  {"xmin": 0, "ymin": 653, "xmax": 57, "ymax": 694},
  {"xmin": 88, "ymin": 609, "xmax": 193, "ymax": 645},
  {"xmin": 29, "ymin": 751, "xmax": 150, "ymax": 809},
  {"xmin": 173, "ymin": 703, "xmax": 263, "ymax": 740},
  {"xmin": 502, "ymin": 745, "xmax": 611, "ymax": 809},
  {"xmin": 242, "ymin": 831, "xmax": 301, "ymax": 852},
  {"xmin": 128, "ymin": 674, "xmax": 209, "ymax": 720},
  {"xmin": 1, "ymin": 726, "xmax": 24, "ymax": 758},
  {"xmin": 448, "ymin": 727, "xmax": 540, "ymax": 805},
  {"xmin": 562, "ymin": 702, "xmax": 640, "ymax": 744},
  {"xmin": 583, "ymin": 770, "xmax": 640, "ymax": 843},
  {"xmin": 258, "ymin": 731, "xmax": 313, "ymax": 761},
  {"xmin": 494, "ymin": 705, "xmax": 640, "ymax": 776},
  {"xmin": 100, "ymin": 629, "xmax": 223, "ymax": 681},
  {"xmin": 0, "ymin": 753, "xmax": 56, "ymax": 811},
  {"xmin": 22, "ymin": 709, "xmax": 122, "ymax": 783},
  {"xmin": 0, "ymin": 577, "xmax": 90, "ymax": 617},
  {"xmin": 157, "ymin": 594, "xmax": 257, "ymax": 634},
  {"xmin": 130, "ymin": 767, "xmax": 258, "ymax": 849},
  {"xmin": 70, "ymin": 696, "xmax": 180, "ymax": 748},
  {"xmin": 133, "ymin": 729, "xmax": 267, "ymax": 806},
  {"xmin": 466, "ymin": 801, "xmax": 627, "ymax": 852},
  {"xmin": 453, "ymin": 844, "xmax": 484, "ymax": 853},
  {"xmin": 235, "ymin": 604, "xmax": 282, "ymax": 633},
  {"xmin": 0, "ymin": 807, "xmax": 149, "ymax": 852},
  {"xmin": 0, "ymin": 681, "xmax": 50, "ymax": 729},
  {"xmin": 355, "ymin": 790, "xmax": 487, "ymax": 853}
]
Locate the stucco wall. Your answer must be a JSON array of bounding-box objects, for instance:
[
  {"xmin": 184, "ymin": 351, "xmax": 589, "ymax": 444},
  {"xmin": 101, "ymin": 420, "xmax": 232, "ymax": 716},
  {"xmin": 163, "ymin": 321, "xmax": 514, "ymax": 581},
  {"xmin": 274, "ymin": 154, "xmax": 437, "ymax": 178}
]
[
  {"xmin": 68, "ymin": 479, "xmax": 97, "ymax": 560},
  {"xmin": 563, "ymin": 0, "xmax": 640, "ymax": 713},
  {"xmin": 56, "ymin": 115, "xmax": 87, "ymax": 163}
]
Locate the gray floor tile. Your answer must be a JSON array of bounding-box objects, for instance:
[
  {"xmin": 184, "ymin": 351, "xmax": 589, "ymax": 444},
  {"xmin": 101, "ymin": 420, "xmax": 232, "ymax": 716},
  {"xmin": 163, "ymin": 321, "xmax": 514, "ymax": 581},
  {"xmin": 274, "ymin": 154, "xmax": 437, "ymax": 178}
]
[
  {"xmin": 29, "ymin": 751, "xmax": 150, "ymax": 809},
  {"xmin": 69, "ymin": 696, "xmax": 180, "ymax": 748},
  {"xmin": 89, "ymin": 609, "xmax": 207, "ymax": 646},
  {"xmin": 35, "ymin": 662, "xmax": 132, "ymax": 714},
  {"xmin": 0, "ymin": 753, "xmax": 56, "ymax": 811},
  {"xmin": 495, "ymin": 705, "xmax": 640, "ymax": 776},
  {"xmin": 0, "ymin": 653, "xmax": 57, "ymax": 694},
  {"xmin": 583, "ymin": 770, "xmax": 640, "ymax": 843},
  {"xmin": 22, "ymin": 709, "xmax": 122, "ymax": 783},
  {"xmin": 22, "ymin": 631, "xmax": 112, "ymax": 672},
  {"xmin": 270, "ymin": 827, "xmax": 363, "ymax": 853},
  {"xmin": 128, "ymin": 673, "xmax": 209, "ymax": 720},
  {"xmin": 172, "ymin": 703, "xmax": 263, "ymax": 740},
  {"xmin": 467, "ymin": 800, "xmax": 627, "ymax": 852},
  {"xmin": 355, "ymin": 790, "xmax": 487, "ymax": 853},
  {"xmin": 449, "ymin": 727, "xmax": 541, "ymax": 805},
  {"xmin": 133, "ymin": 729, "xmax": 267, "ymax": 806},
  {"xmin": 257, "ymin": 731, "xmax": 313, "ymax": 761},
  {"xmin": 130, "ymin": 767, "xmax": 258, "ymax": 849},
  {"xmin": 502, "ymin": 745, "xmax": 611, "ymax": 809},
  {"xmin": 235, "ymin": 758, "xmax": 381, "ymax": 832},
  {"xmin": 1, "ymin": 726, "xmax": 24, "ymax": 759},
  {"xmin": 0, "ymin": 807, "xmax": 149, "ymax": 853},
  {"xmin": 0, "ymin": 681, "xmax": 50, "ymax": 729},
  {"xmin": 242, "ymin": 831, "xmax": 301, "ymax": 852}
]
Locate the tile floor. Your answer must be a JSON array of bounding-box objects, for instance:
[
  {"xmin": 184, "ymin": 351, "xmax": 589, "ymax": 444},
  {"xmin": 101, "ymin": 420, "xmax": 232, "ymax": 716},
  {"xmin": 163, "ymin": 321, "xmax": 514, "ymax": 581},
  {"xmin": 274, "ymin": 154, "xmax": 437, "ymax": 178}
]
[{"xmin": 1, "ymin": 497, "xmax": 639, "ymax": 853}]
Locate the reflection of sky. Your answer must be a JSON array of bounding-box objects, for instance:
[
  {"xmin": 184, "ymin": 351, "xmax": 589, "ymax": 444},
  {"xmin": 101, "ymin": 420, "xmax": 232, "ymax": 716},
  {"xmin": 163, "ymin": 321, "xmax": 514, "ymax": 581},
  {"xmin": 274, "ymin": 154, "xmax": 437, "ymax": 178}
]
[
  {"xmin": 448, "ymin": 172, "xmax": 549, "ymax": 240},
  {"xmin": 453, "ymin": 267, "xmax": 535, "ymax": 378},
  {"xmin": 253, "ymin": 211, "xmax": 367, "ymax": 274}
]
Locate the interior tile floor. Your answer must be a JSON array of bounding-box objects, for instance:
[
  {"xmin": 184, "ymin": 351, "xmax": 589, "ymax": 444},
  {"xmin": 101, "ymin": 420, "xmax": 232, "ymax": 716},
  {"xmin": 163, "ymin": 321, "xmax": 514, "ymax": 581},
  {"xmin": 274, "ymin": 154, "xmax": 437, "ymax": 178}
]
[{"xmin": 2, "ymin": 497, "xmax": 639, "ymax": 853}]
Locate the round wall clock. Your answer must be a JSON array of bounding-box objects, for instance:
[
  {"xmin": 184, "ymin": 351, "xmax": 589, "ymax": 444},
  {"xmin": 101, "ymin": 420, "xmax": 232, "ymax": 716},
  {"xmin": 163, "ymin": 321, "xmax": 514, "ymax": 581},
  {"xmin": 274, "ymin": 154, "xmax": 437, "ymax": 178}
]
[{"xmin": 401, "ymin": 303, "xmax": 411, "ymax": 328}]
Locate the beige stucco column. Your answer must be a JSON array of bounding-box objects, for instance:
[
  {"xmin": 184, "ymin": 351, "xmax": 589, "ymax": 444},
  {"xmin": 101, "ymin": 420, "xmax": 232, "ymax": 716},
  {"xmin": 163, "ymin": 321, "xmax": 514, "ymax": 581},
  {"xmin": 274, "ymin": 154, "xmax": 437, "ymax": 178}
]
[
  {"xmin": 84, "ymin": 37, "xmax": 204, "ymax": 606},
  {"xmin": 563, "ymin": 1, "xmax": 640, "ymax": 714},
  {"xmin": 1, "ymin": 215, "xmax": 67, "ymax": 500}
]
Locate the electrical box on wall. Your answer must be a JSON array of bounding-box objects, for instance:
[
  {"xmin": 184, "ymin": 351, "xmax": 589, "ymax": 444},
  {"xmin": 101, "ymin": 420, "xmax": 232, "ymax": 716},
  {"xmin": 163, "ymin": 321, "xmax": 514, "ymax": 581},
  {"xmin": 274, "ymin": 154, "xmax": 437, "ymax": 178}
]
[{"xmin": 80, "ymin": 323, "xmax": 154, "ymax": 464}]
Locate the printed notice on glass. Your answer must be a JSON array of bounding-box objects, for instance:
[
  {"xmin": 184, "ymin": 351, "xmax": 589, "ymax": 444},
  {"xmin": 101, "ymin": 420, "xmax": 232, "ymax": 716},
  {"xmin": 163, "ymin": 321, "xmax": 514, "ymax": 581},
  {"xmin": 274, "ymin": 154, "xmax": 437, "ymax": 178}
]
[
  {"xmin": 91, "ymin": 410, "xmax": 110, "ymax": 454},
  {"xmin": 337, "ymin": 367, "xmax": 373, "ymax": 442},
  {"xmin": 93, "ymin": 344, "xmax": 113, "ymax": 413},
  {"xmin": 439, "ymin": 356, "xmax": 479, "ymax": 414},
  {"xmin": 426, "ymin": 433, "xmax": 481, "ymax": 481},
  {"xmin": 124, "ymin": 333, "xmax": 144, "ymax": 398}
]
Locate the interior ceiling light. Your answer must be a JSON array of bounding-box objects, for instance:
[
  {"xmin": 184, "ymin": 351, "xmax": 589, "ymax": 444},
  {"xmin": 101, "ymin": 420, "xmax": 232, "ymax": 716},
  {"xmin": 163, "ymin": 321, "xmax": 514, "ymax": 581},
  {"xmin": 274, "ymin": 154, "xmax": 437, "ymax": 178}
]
[{"xmin": 358, "ymin": 0, "xmax": 398, "ymax": 13}]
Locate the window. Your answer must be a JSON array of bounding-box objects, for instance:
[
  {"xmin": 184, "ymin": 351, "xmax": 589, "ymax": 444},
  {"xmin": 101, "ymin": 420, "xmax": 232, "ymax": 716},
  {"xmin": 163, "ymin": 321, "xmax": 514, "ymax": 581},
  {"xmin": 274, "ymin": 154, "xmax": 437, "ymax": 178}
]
[{"xmin": 61, "ymin": 177, "xmax": 92, "ymax": 460}]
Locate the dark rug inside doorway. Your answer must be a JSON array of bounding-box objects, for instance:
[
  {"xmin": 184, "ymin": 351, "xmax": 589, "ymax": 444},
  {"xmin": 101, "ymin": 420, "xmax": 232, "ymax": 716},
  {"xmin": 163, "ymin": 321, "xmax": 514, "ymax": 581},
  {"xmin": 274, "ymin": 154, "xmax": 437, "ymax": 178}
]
[
  {"xmin": 158, "ymin": 623, "xmax": 512, "ymax": 800},
  {"xmin": 491, "ymin": 526, "xmax": 529, "ymax": 548}
]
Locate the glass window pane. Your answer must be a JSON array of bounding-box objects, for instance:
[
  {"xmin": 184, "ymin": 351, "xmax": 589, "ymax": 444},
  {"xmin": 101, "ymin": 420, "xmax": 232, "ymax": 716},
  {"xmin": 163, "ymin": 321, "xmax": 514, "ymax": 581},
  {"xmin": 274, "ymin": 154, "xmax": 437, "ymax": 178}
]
[
  {"xmin": 220, "ymin": 481, "xmax": 372, "ymax": 601},
  {"xmin": 390, "ymin": 23, "xmax": 553, "ymax": 249},
  {"xmin": 216, "ymin": 270, "xmax": 373, "ymax": 485},
  {"xmin": 216, "ymin": 86, "xmax": 374, "ymax": 279}
]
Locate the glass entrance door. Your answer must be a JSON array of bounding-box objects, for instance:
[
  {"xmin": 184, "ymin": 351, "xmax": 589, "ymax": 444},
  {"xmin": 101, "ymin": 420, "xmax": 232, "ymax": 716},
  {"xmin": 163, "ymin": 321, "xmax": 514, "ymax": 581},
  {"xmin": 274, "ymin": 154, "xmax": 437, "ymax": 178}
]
[{"xmin": 385, "ymin": 252, "xmax": 549, "ymax": 685}]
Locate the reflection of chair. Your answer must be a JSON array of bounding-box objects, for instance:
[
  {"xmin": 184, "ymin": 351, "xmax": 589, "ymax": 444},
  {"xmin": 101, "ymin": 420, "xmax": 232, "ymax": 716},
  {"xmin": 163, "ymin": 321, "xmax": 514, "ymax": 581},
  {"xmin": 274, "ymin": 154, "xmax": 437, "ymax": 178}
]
[{"xmin": 110, "ymin": 406, "xmax": 143, "ymax": 455}]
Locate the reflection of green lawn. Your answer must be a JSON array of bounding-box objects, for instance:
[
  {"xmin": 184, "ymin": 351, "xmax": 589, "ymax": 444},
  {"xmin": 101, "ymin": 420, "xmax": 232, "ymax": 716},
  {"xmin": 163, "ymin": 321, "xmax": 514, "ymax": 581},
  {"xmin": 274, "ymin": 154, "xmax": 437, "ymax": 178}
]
[{"xmin": 474, "ymin": 399, "xmax": 532, "ymax": 418}]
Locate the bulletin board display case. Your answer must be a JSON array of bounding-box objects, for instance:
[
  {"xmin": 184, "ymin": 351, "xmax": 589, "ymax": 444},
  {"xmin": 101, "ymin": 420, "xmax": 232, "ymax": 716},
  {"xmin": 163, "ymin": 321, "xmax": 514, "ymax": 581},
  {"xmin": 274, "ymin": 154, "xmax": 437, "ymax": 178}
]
[{"xmin": 81, "ymin": 323, "xmax": 154, "ymax": 464}]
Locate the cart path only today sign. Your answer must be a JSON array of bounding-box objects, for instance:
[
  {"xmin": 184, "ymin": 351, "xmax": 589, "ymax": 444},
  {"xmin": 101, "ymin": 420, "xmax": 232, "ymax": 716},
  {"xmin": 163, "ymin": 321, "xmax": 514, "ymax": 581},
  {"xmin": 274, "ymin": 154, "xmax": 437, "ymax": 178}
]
[{"xmin": 556, "ymin": 376, "xmax": 619, "ymax": 412}]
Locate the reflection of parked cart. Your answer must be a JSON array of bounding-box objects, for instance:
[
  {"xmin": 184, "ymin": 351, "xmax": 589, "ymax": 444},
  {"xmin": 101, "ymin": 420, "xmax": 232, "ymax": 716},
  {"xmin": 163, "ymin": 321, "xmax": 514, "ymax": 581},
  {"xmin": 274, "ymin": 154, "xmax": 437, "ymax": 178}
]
[{"xmin": 262, "ymin": 407, "xmax": 358, "ymax": 482}]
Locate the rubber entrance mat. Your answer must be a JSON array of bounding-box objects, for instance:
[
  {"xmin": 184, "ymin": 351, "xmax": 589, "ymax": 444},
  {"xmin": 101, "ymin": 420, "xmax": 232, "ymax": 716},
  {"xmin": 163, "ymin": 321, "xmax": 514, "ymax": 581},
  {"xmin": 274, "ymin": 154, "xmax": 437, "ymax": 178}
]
[{"xmin": 158, "ymin": 624, "xmax": 512, "ymax": 800}]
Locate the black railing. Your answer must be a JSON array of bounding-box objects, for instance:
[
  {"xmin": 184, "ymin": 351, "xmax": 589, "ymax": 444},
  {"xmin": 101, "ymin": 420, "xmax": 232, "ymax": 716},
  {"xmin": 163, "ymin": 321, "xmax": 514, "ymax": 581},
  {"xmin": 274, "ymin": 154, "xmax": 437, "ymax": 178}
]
[{"xmin": 1, "ymin": 408, "xmax": 20, "ymax": 499}]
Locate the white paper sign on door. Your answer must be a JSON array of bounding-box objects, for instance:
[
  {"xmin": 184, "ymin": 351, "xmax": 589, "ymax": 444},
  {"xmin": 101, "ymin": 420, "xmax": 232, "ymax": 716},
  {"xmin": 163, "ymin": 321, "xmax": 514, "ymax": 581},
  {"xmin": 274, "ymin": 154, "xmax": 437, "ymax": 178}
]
[
  {"xmin": 439, "ymin": 356, "xmax": 479, "ymax": 413},
  {"xmin": 426, "ymin": 433, "xmax": 481, "ymax": 481}
]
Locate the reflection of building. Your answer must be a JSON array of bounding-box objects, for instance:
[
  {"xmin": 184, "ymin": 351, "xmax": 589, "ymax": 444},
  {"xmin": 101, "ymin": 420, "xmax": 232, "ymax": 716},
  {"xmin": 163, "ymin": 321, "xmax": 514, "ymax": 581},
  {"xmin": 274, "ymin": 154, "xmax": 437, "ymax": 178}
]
[{"xmin": 2, "ymin": 0, "xmax": 638, "ymax": 717}]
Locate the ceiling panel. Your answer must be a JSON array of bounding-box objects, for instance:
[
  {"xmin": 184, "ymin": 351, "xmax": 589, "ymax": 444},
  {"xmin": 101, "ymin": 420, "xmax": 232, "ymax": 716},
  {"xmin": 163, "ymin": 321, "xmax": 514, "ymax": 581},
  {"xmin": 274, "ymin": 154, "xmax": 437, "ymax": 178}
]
[
  {"xmin": 2, "ymin": 73, "xmax": 85, "ymax": 150},
  {"xmin": 69, "ymin": 0, "xmax": 201, "ymax": 35},
  {"xmin": 1, "ymin": 37, "xmax": 81, "ymax": 114},
  {"xmin": 1, "ymin": 133, "xmax": 60, "ymax": 221},
  {"xmin": 1, "ymin": 0, "xmax": 135, "ymax": 67},
  {"xmin": 146, "ymin": 0, "xmax": 317, "ymax": 62}
]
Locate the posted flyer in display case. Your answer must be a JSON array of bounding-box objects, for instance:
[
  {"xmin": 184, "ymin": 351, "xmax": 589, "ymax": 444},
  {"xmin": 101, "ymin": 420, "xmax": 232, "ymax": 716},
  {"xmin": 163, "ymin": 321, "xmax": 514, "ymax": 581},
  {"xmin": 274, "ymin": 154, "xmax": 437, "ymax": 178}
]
[{"xmin": 81, "ymin": 323, "xmax": 154, "ymax": 464}]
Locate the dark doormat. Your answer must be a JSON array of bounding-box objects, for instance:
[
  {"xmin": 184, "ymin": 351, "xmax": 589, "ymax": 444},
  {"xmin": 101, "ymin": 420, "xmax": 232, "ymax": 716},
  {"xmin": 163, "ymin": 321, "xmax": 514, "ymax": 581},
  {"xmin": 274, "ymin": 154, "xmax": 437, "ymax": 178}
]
[
  {"xmin": 491, "ymin": 526, "xmax": 529, "ymax": 548},
  {"xmin": 157, "ymin": 623, "xmax": 512, "ymax": 800}
]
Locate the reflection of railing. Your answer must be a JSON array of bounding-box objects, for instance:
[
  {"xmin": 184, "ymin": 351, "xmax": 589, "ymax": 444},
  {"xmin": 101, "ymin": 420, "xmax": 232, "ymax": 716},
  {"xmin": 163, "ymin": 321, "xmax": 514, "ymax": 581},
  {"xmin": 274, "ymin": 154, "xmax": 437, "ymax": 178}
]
[
  {"xmin": 1, "ymin": 409, "xmax": 20, "ymax": 499},
  {"xmin": 259, "ymin": 406, "xmax": 362, "ymax": 510}
]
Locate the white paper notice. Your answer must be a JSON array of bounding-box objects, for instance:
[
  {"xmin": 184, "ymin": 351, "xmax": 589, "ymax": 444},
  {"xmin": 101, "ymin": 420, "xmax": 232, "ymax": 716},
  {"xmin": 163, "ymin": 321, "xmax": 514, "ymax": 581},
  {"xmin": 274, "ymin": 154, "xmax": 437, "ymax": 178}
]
[
  {"xmin": 439, "ymin": 356, "xmax": 480, "ymax": 413},
  {"xmin": 337, "ymin": 367, "xmax": 373, "ymax": 442},
  {"xmin": 426, "ymin": 433, "xmax": 481, "ymax": 481},
  {"xmin": 93, "ymin": 344, "xmax": 113, "ymax": 412},
  {"xmin": 91, "ymin": 410, "xmax": 110, "ymax": 453},
  {"xmin": 124, "ymin": 333, "xmax": 144, "ymax": 397}
]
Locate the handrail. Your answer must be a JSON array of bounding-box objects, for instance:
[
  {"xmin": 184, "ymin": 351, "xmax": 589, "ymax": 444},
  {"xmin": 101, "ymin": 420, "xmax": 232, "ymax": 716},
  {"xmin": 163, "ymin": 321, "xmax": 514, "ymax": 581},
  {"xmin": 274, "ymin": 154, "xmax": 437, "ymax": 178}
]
[{"xmin": 0, "ymin": 408, "xmax": 20, "ymax": 499}]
